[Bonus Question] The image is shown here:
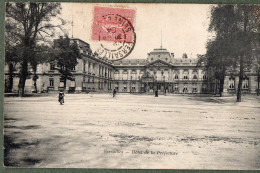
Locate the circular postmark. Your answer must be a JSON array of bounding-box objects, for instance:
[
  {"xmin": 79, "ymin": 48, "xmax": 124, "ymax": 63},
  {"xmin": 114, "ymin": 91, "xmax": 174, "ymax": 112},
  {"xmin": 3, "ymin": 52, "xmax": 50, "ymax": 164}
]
[{"xmin": 94, "ymin": 13, "xmax": 136, "ymax": 61}]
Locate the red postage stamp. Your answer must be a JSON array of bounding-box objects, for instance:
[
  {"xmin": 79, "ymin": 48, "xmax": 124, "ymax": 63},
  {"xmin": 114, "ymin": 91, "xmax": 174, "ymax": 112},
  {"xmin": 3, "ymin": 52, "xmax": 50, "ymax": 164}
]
[
  {"xmin": 92, "ymin": 6, "xmax": 136, "ymax": 61},
  {"xmin": 92, "ymin": 6, "xmax": 135, "ymax": 43}
]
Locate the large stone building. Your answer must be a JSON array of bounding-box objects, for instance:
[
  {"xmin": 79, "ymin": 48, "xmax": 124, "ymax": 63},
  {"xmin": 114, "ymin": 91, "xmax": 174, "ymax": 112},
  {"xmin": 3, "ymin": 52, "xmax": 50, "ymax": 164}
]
[{"xmin": 4, "ymin": 38, "xmax": 260, "ymax": 94}]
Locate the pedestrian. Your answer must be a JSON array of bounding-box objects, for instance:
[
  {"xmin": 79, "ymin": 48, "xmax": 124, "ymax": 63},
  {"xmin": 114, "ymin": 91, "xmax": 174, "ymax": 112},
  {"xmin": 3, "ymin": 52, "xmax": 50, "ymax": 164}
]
[
  {"xmin": 58, "ymin": 91, "xmax": 65, "ymax": 105},
  {"xmin": 113, "ymin": 88, "xmax": 116, "ymax": 97},
  {"xmin": 155, "ymin": 90, "xmax": 158, "ymax": 97}
]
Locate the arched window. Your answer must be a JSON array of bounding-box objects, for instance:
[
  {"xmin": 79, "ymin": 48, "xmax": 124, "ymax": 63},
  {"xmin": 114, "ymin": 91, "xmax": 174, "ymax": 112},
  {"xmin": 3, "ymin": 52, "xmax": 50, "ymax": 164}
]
[
  {"xmin": 183, "ymin": 70, "xmax": 189, "ymax": 80},
  {"xmin": 174, "ymin": 74, "xmax": 179, "ymax": 79},
  {"xmin": 193, "ymin": 75, "xmax": 198, "ymax": 79},
  {"xmin": 203, "ymin": 74, "xmax": 207, "ymax": 80}
]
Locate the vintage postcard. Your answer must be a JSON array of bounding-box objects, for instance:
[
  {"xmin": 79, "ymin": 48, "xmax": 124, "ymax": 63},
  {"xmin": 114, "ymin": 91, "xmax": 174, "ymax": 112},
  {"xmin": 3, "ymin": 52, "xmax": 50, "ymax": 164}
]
[{"xmin": 3, "ymin": 2, "xmax": 260, "ymax": 169}]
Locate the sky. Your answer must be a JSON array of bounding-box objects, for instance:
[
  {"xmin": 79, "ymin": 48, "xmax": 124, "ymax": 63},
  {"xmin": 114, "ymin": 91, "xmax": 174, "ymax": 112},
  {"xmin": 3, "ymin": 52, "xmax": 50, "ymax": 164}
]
[{"xmin": 60, "ymin": 3, "xmax": 213, "ymax": 59}]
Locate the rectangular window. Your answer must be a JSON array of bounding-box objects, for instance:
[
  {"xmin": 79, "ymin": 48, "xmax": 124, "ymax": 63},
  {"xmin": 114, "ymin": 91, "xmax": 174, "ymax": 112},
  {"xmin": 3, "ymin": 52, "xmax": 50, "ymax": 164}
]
[
  {"xmin": 174, "ymin": 84, "xmax": 178, "ymax": 91},
  {"xmin": 131, "ymin": 83, "xmax": 136, "ymax": 90},
  {"xmin": 49, "ymin": 78, "xmax": 54, "ymax": 87},
  {"xmin": 70, "ymin": 78, "xmax": 76, "ymax": 87},
  {"xmin": 88, "ymin": 63, "xmax": 91, "ymax": 73},
  {"xmin": 123, "ymin": 83, "xmax": 127, "ymax": 90},
  {"xmin": 83, "ymin": 62, "xmax": 86, "ymax": 72},
  {"xmin": 115, "ymin": 83, "xmax": 119, "ymax": 90},
  {"xmin": 123, "ymin": 72, "xmax": 128, "ymax": 80},
  {"xmin": 183, "ymin": 84, "xmax": 188, "ymax": 92},
  {"xmin": 242, "ymin": 79, "xmax": 249, "ymax": 89},
  {"xmin": 59, "ymin": 78, "xmax": 64, "ymax": 87},
  {"xmin": 50, "ymin": 63, "xmax": 55, "ymax": 70},
  {"xmin": 229, "ymin": 78, "xmax": 235, "ymax": 89}
]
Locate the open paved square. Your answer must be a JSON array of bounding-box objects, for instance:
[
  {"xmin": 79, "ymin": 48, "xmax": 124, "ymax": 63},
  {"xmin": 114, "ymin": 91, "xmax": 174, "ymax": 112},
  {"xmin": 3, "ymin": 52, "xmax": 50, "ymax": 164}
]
[{"xmin": 4, "ymin": 94, "xmax": 260, "ymax": 169}]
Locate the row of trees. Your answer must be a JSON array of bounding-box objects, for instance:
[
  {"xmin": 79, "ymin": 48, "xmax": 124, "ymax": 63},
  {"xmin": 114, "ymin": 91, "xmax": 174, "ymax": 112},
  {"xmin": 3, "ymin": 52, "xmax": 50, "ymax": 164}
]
[
  {"xmin": 199, "ymin": 5, "xmax": 260, "ymax": 102},
  {"xmin": 5, "ymin": 2, "xmax": 80, "ymax": 96}
]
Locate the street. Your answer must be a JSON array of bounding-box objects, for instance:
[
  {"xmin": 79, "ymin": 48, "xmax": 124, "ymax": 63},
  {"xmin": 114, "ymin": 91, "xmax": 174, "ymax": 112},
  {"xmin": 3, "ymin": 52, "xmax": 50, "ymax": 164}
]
[{"xmin": 4, "ymin": 93, "xmax": 260, "ymax": 169}]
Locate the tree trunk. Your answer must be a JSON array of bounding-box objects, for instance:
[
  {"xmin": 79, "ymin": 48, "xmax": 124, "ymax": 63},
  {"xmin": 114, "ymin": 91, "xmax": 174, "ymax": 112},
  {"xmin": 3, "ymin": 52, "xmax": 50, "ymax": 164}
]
[
  {"xmin": 8, "ymin": 63, "xmax": 14, "ymax": 92},
  {"xmin": 33, "ymin": 68, "xmax": 38, "ymax": 93},
  {"xmin": 219, "ymin": 78, "xmax": 225, "ymax": 97},
  {"xmin": 215, "ymin": 80, "xmax": 218, "ymax": 95},
  {"xmin": 34, "ymin": 81, "xmax": 37, "ymax": 93},
  {"xmin": 237, "ymin": 56, "xmax": 244, "ymax": 102},
  {"xmin": 63, "ymin": 77, "xmax": 67, "ymax": 92},
  {"xmin": 18, "ymin": 58, "xmax": 28, "ymax": 97},
  {"xmin": 33, "ymin": 75, "xmax": 38, "ymax": 93},
  {"xmin": 237, "ymin": 8, "xmax": 248, "ymax": 102},
  {"xmin": 257, "ymin": 68, "xmax": 259, "ymax": 96}
]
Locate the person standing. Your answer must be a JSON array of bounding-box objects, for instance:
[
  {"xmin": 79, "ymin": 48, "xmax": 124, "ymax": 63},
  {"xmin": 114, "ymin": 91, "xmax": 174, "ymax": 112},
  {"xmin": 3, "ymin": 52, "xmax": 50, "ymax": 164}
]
[
  {"xmin": 113, "ymin": 88, "xmax": 116, "ymax": 97},
  {"xmin": 58, "ymin": 91, "xmax": 65, "ymax": 105},
  {"xmin": 155, "ymin": 90, "xmax": 158, "ymax": 97}
]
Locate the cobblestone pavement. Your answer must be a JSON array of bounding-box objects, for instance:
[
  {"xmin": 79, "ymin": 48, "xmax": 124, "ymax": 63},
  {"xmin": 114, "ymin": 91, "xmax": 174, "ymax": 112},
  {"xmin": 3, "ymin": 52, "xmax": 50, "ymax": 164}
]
[{"xmin": 3, "ymin": 94, "xmax": 260, "ymax": 169}]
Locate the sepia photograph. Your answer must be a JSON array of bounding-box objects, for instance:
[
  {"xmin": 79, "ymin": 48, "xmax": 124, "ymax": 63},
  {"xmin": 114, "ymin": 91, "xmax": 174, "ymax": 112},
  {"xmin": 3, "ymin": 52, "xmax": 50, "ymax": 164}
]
[{"xmin": 3, "ymin": 2, "xmax": 260, "ymax": 169}]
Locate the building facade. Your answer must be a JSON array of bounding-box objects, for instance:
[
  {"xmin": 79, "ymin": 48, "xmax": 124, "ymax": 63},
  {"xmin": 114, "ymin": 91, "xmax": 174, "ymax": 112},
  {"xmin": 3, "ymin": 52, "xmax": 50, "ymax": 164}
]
[{"xmin": 4, "ymin": 38, "xmax": 260, "ymax": 94}]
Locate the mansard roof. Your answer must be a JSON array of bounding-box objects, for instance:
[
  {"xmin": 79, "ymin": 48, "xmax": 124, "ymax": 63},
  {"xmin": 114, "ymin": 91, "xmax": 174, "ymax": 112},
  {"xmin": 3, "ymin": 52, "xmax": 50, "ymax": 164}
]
[
  {"xmin": 71, "ymin": 38, "xmax": 199, "ymax": 67},
  {"xmin": 112, "ymin": 59, "xmax": 147, "ymax": 66},
  {"xmin": 147, "ymin": 48, "xmax": 172, "ymax": 61},
  {"xmin": 172, "ymin": 58, "xmax": 198, "ymax": 66},
  {"xmin": 146, "ymin": 59, "xmax": 173, "ymax": 67},
  {"xmin": 149, "ymin": 48, "xmax": 170, "ymax": 54}
]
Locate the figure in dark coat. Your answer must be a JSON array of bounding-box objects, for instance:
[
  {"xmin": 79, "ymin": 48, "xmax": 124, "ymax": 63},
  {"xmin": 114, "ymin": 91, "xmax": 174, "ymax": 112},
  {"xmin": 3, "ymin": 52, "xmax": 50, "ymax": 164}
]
[
  {"xmin": 113, "ymin": 89, "xmax": 116, "ymax": 97},
  {"xmin": 155, "ymin": 90, "xmax": 158, "ymax": 97},
  {"xmin": 58, "ymin": 91, "xmax": 65, "ymax": 104}
]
